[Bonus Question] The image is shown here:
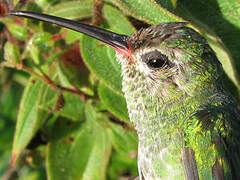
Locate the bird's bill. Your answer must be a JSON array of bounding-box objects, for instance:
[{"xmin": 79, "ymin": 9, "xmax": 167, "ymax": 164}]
[{"xmin": 8, "ymin": 11, "xmax": 130, "ymax": 56}]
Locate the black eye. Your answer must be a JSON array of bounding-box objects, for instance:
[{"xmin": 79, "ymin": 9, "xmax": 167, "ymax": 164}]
[
  {"xmin": 142, "ymin": 50, "xmax": 170, "ymax": 69},
  {"xmin": 147, "ymin": 58, "xmax": 166, "ymax": 69}
]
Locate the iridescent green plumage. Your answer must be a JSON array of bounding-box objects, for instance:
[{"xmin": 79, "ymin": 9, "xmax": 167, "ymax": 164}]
[{"xmin": 116, "ymin": 23, "xmax": 240, "ymax": 179}]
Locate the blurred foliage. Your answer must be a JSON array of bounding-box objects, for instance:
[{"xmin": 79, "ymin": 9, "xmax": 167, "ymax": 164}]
[{"xmin": 0, "ymin": 0, "xmax": 239, "ymax": 179}]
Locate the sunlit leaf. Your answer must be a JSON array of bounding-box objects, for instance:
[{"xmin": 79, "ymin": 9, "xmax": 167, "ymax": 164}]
[
  {"xmin": 98, "ymin": 83, "xmax": 129, "ymax": 123},
  {"xmin": 47, "ymin": 102, "xmax": 112, "ymax": 180},
  {"xmin": 4, "ymin": 41, "xmax": 20, "ymax": 63},
  {"xmin": 45, "ymin": 0, "xmax": 93, "ymax": 20},
  {"xmin": 111, "ymin": 0, "xmax": 180, "ymax": 23},
  {"xmin": 12, "ymin": 77, "xmax": 49, "ymax": 164},
  {"xmin": 7, "ymin": 23, "xmax": 28, "ymax": 40}
]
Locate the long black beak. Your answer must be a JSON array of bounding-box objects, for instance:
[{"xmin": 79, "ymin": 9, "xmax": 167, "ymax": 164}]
[{"xmin": 8, "ymin": 11, "xmax": 129, "ymax": 54}]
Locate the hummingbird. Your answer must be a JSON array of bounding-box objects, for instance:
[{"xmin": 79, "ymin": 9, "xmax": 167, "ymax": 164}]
[{"xmin": 9, "ymin": 11, "xmax": 240, "ymax": 180}]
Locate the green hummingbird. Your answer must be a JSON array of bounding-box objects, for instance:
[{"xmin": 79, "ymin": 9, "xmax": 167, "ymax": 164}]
[{"xmin": 9, "ymin": 11, "xmax": 240, "ymax": 180}]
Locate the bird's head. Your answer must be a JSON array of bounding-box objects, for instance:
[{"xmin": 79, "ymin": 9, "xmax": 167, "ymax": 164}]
[{"xmin": 117, "ymin": 22, "xmax": 222, "ymax": 100}]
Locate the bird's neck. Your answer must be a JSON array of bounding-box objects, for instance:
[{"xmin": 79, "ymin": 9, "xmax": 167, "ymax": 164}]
[
  {"xmin": 123, "ymin": 82, "xmax": 223, "ymax": 137},
  {"xmin": 121, "ymin": 68, "xmax": 222, "ymax": 137},
  {"xmin": 121, "ymin": 71, "xmax": 229, "ymax": 177}
]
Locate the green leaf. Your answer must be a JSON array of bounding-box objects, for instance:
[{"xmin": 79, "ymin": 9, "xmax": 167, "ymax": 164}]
[
  {"xmin": 57, "ymin": 48, "xmax": 94, "ymax": 96},
  {"xmin": 37, "ymin": 69, "xmax": 86, "ymax": 121},
  {"xmin": 32, "ymin": 32, "xmax": 52, "ymax": 45},
  {"xmin": 7, "ymin": 23, "xmax": 28, "ymax": 40},
  {"xmin": 82, "ymin": 102, "xmax": 112, "ymax": 180},
  {"xmin": 32, "ymin": 32, "xmax": 53, "ymax": 54},
  {"xmin": 81, "ymin": 5, "xmax": 135, "ymax": 94},
  {"xmin": 98, "ymin": 83, "xmax": 129, "ymax": 123},
  {"xmin": 111, "ymin": 0, "xmax": 181, "ymax": 23},
  {"xmin": 0, "ymin": 126, "xmax": 14, "ymax": 151},
  {"xmin": 45, "ymin": 0, "xmax": 93, "ymax": 20},
  {"xmin": 18, "ymin": 170, "xmax": 45, "ymax": 180},
  {"xmin": 107, "ymin": 151, "xmax": 138, "ymax": 179},
  {"xmin": 26, "ymin": 32, "xmax": 53, "ymax": 65},
  {"xmin": 28, "ymin": 43, "xmax": 42, "ymax": 65},
  {"xmin": 155, "ymin": 0, "xmax": 177, "ymax": 11},
  {"xmin": 47, "ymin": 102, "xmax": 112, "ymax": 180},
  {"xmin": 65, "ymin": 29, "xmax": 82, "ymax": 44},
  {"xmin": 4, "ymin": 41, "xmax": 20, "ymax": 64},
  {"xmin": 102, "ymin": 4, "xmax": 136, "ymax": 35},
  {"xmin": 12, "ymin": 77, "xmax": 48, "ymax": 164},
  {"xmin": 110, "ymin": 122, "xmax": 137, "ymax": 155},
  {"xmin": 0, "ymin": 151, "xmax": 12, "ymax": 179},
  {"xmin": 0, "ymin": 81, "xmax": 24, "ymax": 120},
  {"xmin": 81, "ymin": 36, "xmax": 122, "ymax": 92},
  {"xmin": 33, "ymin": 0, "xmax": 58, "ymax": 10},
  {"xmin": 40, "ymin": 92, "xmax": 85, "ymax": 121}
]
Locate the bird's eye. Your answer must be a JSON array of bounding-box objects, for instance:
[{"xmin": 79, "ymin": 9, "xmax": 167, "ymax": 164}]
[
  {"xmin": 142, "ymin": 50, "xmax": 170, "ymax": 69},
  {"xmin": 147, "ymin": 58, "xmax": 166, "ymax": 69}
]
